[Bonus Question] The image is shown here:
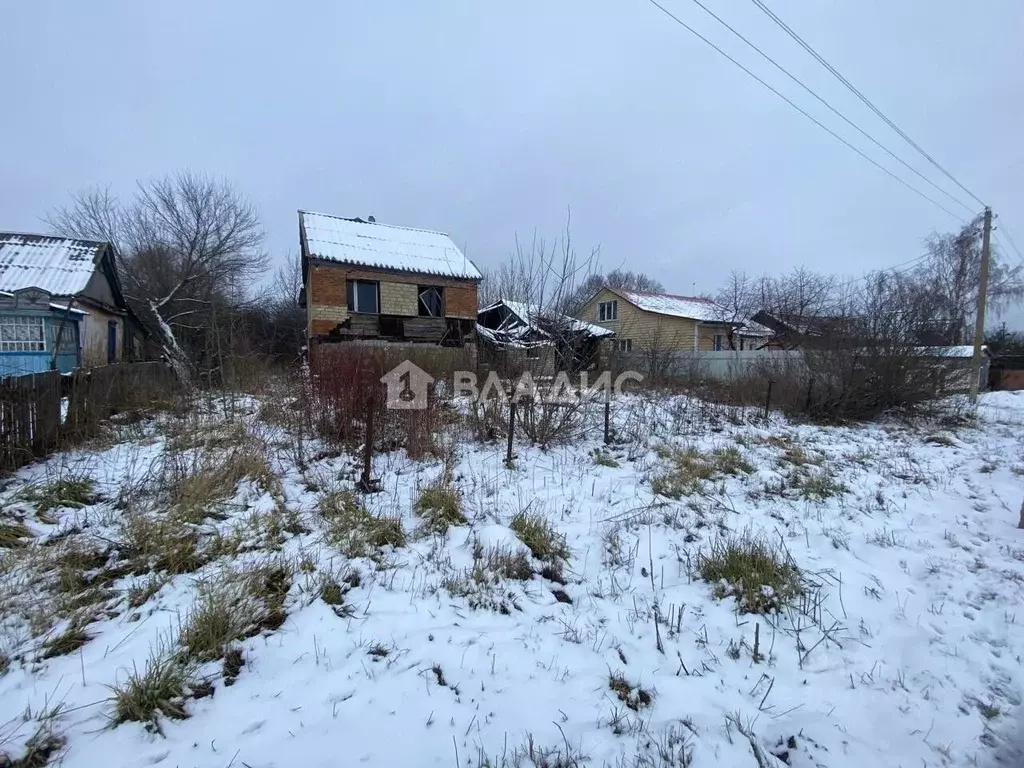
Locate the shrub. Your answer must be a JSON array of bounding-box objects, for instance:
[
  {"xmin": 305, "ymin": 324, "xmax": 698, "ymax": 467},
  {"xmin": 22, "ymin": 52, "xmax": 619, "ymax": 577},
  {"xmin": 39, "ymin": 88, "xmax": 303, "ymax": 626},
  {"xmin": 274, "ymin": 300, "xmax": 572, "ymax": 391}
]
[
  {"xmin": 698, "ymin": 532, "xmax": 801, "ymax": 613},
  {"xmin": 510, "ymin": 511, "xmax": 569, "ymax": 562}
]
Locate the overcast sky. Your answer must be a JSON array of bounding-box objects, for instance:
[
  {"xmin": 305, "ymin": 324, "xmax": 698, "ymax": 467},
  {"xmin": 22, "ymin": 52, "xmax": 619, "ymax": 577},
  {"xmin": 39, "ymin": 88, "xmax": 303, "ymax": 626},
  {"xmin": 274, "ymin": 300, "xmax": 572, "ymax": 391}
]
[{"xmin": 2, "ymin": 0, "xmax": 1022, "ymax": 325}]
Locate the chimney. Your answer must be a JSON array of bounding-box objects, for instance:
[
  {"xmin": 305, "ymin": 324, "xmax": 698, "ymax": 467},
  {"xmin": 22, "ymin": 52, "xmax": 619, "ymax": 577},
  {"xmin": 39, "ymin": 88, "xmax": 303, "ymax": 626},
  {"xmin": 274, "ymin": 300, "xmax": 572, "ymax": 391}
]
[{"xmin": 368, "ymin": 215, "xmax": 376, "ymax": 223}]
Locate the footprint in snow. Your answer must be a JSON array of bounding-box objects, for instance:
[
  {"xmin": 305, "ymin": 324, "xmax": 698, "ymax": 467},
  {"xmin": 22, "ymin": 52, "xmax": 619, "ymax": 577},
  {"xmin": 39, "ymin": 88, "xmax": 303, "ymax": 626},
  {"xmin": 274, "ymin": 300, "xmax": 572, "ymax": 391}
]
[
  {"xmin": 144, "ymin": 751, "xmax": 170, "ymax": 765},
  {"xmin": 242, "ymin": 719, "xmax": 266, "ymax": 735}
]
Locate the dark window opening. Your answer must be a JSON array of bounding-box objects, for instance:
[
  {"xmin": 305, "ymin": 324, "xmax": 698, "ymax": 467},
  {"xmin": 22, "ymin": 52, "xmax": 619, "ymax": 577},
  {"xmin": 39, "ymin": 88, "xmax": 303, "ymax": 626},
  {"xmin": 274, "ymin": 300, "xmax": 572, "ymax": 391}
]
[
  {"xmin": 418, "ymin": 286, "xmax": 444, "ymax": 317},
  {"xmin": 346, "ymin": 280, "xmax": 380, "ymax": 314}
]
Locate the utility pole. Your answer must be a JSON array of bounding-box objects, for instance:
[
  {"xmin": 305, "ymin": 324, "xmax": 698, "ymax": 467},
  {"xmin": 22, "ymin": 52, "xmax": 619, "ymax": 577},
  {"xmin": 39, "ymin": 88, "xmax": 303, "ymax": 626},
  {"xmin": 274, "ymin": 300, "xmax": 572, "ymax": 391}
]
[{"xmin": 969, "ymin": 206, "xmax": 993, "ymax": 403}]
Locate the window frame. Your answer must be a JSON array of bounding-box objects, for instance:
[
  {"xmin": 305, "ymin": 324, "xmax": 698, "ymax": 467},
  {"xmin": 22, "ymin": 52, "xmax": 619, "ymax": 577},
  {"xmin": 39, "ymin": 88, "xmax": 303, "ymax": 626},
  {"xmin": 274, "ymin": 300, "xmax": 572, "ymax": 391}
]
[
  {"xmin": 616, "ymin": 338, "xmax": 632, "ymax": 353},
  {"xmin": 0, "ymin": 315, "xmax": 47, "ymax": 353},
  {"xmin": 598, "ymin": 300, "xmax": 618, "ymax": 322},
  {"xmin": 417, "ymin": 285, "xmax": 445, "ymax": 318},
  {"xmin": 713, "ymin": 333, "xmax": 726, "ymax": 351},
  {"xmin": 346, "ymin": 279, "xmax": 380, "ymax": 314}
]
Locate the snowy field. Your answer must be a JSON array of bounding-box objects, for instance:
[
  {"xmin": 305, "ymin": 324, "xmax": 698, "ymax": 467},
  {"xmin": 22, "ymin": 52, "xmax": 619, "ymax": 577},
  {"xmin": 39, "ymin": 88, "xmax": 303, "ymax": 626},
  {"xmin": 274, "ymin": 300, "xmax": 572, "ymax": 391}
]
[{"xmin": 2, "ymin": 388, "xmax": 1024, "ymax": 767}]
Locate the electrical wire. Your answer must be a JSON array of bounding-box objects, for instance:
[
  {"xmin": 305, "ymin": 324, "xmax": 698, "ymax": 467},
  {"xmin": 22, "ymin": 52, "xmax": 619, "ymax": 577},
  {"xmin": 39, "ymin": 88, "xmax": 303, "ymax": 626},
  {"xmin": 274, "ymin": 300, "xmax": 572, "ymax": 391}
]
[
  {"xmin": 995, "ymin": 222, "xmax": 1024, "ymax": 266},
  {"xmin": 642, "ymin": 0, "xmax": 968, "ymax": 222},
  {"xmin": 680, "ymin": 0, "xmax": 975, "ymax": 216},
  {"xmin": 747, "ymin": 0, "xmax": 986, "ymax": 209}
]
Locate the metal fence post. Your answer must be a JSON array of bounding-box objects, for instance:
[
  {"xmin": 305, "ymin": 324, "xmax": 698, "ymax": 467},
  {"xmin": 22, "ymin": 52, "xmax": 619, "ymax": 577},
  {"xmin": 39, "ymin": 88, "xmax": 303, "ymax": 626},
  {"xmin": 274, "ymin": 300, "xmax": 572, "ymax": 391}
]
[
  {"xmin": 764, "ymin": 379, "xmax": 774, "ymax": 421},
  {"xmin": 506, "ymin": 401, "xmax": 516, "ymax": 464},
  {"xmin": 603, "ymin": 398, "xmax": 611, "ymax": 445}
]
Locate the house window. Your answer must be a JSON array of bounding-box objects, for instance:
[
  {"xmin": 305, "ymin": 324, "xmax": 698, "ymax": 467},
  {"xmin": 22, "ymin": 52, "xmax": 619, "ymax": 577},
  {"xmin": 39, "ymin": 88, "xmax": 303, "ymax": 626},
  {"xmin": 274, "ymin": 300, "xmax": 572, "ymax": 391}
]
[
  {"xmin": 598, "ymin": 300, "xmax": 618, "ymax": 322},
  {"xmin": 616, "ymin": 339, "xmax": 632, "ymax": 352},
  {"xmin": 418, "ymin": 286, "xmax": 444, "ymax": 317},
  {"xmin": 713, "ymin": 334, "xmax": 726, "ymax": 351},
  {"xmin": 0, "ymin": 316, "xmax": 46, "ymax": 352},
  {"xmin": 346, "ymin": 280, "xmax": 379, "ymax": 314}
]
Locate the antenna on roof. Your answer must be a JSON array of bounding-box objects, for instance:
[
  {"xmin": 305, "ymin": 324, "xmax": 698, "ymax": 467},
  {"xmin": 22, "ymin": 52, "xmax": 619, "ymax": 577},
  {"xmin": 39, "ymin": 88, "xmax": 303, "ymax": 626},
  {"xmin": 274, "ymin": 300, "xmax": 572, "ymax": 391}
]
[{"xmin": 368, "ymin": 215, "xmax": 376, "ymax": 223}]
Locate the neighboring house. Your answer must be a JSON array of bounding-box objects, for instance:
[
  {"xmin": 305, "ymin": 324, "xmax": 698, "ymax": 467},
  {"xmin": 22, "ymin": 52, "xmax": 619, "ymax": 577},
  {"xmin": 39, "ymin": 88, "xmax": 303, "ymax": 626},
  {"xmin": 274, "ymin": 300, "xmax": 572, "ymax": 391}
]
[
  {"xmin": 299, "ymin": 212, "xmax": 481, "ymax": 346},
  {"xmin": 476, "ymin": 299, "xmax": 613, "ymax": 373},
  {"xmin": 0, "ymin": 233, "xmax": 146, "ymax": 378},
  {"xmin": 577, "ymin": 288, "xmax": 737, "ymax": 353}
]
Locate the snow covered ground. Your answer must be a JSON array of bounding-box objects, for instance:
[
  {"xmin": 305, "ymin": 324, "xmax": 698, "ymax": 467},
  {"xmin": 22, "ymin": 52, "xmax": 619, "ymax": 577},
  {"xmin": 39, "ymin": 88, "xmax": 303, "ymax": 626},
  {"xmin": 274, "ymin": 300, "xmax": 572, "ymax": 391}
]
[{"xmin": 2, "ymin": 389, "xmax": 1024, "ymax": 767}]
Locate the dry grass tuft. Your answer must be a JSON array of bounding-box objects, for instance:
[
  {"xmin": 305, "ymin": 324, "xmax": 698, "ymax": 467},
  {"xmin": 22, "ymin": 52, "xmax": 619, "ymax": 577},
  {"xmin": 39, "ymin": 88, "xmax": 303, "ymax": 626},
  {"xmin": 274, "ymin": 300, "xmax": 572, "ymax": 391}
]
[
  {"xmin": 320, "ymin": 491, "xmax": 405, "ymax": 557},
  {"xmin": 608, "ymin": 673, "xmax": 654, "ymax": 711},
  {"xmin": 178, "ymin": 561, "xmax": 293, "ymax": 662},
  {"xmin": 41, "ymin": 621, "xmax": 92, "ymax": 659},
  {"xmin": 168, "ymin": 445, "xmax": 278, "ymax": 522},
  {"xmin": 509, "ymin": 511, "xmax": 569, "ymax": 563},
  {"xmin": 650, "ymin": 445, "xmax": 752, "ymax": 499},
  {"xmin": 20, "ymin": 477, "xmax": 95, "ymax": 514},
  {"xmin": 222, "ymin": 647, "xmax": 245, "ymax": 686},
  {"xmin": 698, "ymin": 531, "xmax": 801, "ymax": 614},
  {"xmin": 108, "ymin": 653, "xmax": 192, "ymax": 730},
  {"xmin": 126, "ymin": 574, "xmax": 168, "ymax": 609},
  {"xmin": 415, "ymin": 482, "xmax": 466, "ymax": 535},
  {"xmin": 118, "ymin": 512, "xmax": 203, "ymax": 575},
  {"xmin": 0, "ymin": 521, "xmax": 34, "ymax": 549}
]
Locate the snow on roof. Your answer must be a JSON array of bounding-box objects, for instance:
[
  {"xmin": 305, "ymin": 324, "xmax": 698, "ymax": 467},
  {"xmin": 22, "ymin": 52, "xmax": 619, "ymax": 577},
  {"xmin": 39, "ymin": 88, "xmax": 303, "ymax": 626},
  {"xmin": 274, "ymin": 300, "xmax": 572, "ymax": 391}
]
[
  {"xmin": 480, "ymin": 299, "xmax": 615, "ymax": 338},
  {"xmin": 299, "ymin": 211, "xmax": 482, "ymax": 280},
  {"xmin": 617, "ymin": 290, "xmax": 728, "ymax": 322},
  {"xmin": 916, "ymin": 345, "xmax": 989, "ymax": 358},
  {"xmin": 0, "ymin": 232, "xmax": 106, "ymax": 295},
  {"xmin": 736, "ymin": 320, "xmax": 774, "ymax": 337}
]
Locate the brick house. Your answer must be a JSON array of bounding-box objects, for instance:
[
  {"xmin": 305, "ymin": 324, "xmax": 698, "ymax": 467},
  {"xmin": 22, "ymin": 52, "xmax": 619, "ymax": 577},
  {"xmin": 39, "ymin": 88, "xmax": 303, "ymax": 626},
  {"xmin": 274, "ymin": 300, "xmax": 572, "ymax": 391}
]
[{"xmin": 298, "ymin": 212, "xmax": 481, "ymax": 346}]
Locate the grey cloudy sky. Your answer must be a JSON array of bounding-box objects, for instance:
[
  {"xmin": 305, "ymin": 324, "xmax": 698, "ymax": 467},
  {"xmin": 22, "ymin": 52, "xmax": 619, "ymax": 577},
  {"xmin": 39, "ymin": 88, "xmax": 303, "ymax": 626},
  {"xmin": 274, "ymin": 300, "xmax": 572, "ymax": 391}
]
[{"xmin": 2, "ymin": 0, "xmax": 1022, "ymax": 324}]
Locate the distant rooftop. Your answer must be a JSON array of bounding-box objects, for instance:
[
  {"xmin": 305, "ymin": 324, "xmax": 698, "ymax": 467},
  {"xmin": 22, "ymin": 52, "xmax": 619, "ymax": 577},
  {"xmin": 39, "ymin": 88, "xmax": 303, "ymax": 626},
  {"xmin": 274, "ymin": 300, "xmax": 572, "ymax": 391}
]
[
  {"xmin": 299, "ymin": 211, "xmax": 482, "ymax": 280},
  {"xmin": 617, "ymin": 289, "xmax": 728, "ymax": 322}
]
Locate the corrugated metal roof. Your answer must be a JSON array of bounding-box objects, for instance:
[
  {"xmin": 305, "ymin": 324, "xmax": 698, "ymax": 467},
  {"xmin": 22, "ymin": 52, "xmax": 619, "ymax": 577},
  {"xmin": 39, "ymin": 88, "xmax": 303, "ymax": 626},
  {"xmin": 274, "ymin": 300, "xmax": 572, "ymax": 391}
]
[
  {"xmin": 618, "ymin": 290, "xmax": 726, "ymax": 322},
  {"xmin": 0, "ymin": 232, "xmax": 106, "ymax": 295},
  {"xmin": 487, "ymin": 299, "xmax": 615, "ymax": 338},
  {"xmin": 300, "ymin": 211, "xmax": 481, "ymax": 280}
]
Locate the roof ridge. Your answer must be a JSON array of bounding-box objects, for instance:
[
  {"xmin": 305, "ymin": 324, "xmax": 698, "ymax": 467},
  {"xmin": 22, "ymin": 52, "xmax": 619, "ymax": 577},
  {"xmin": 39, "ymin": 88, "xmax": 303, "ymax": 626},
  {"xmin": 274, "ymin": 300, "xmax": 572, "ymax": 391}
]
[
  {"xmin": 299, "ymin": 210, "xmax": 449, "ymax": 237},
  {"xmin": 0, "ymin": 231, "xmax": 108, "ymax": 248},
  {"xmin": 621, "ymin": 288, "xmax": 715, "ymax": 303}
]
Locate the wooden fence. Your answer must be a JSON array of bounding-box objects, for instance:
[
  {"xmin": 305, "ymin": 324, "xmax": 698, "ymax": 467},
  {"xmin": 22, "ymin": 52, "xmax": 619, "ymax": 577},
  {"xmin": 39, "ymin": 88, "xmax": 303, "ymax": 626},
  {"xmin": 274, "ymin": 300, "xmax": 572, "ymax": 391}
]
[{"xmin": 1, "ymin": 361, "xmax": 178, "ymax": 473}]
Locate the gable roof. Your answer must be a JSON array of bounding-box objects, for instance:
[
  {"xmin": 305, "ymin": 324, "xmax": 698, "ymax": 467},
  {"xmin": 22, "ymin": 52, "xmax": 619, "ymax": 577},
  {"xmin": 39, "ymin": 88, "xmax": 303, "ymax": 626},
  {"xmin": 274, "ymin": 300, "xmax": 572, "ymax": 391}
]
[
  {"xmin": 0, "ymin": 232, "xmax": 109, "ymax": 295},
  {"xmin": 299, "ymin": 211, "xmax": 482, "ymax": 280},
  {"xmin": 596, "ymin": 287, "xmax": 730, "ymax": 323}
]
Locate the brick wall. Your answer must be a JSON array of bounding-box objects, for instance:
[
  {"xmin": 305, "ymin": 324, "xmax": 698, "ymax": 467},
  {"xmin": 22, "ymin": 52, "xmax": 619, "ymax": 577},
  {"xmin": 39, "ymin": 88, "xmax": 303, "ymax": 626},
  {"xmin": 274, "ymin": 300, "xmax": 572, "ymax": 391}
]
[
  {"xmin": 306, "ymin": 261, "xmax": 479, "ymax": 336},
  {"xmin": 380, "ymin": 282, "xmax": 418, "ymax": 316}
]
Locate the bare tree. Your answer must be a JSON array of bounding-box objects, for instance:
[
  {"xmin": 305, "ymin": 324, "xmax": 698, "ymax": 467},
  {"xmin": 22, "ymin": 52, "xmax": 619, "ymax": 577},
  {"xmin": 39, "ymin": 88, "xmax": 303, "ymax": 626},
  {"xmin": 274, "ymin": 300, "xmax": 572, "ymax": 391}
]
[
  {"xmin": 916, "ymin": 216, "xmax": 1024, "ymax": 343},
  {"xmin": 562, "ymin": 268, "xmax": 664, "ymax": 316},
  {"xmin": 47, "ymin": 172, "xmax": 267, "ymax": 380}
]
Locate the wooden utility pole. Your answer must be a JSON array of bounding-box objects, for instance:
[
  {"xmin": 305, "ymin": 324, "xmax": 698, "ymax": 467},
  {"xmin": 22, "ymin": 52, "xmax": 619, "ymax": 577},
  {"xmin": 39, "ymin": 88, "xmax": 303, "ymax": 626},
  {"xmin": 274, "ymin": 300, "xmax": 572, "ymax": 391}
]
[{"xmin": 969, "ymin": 206, "xmax": 993, "ymax": 403}]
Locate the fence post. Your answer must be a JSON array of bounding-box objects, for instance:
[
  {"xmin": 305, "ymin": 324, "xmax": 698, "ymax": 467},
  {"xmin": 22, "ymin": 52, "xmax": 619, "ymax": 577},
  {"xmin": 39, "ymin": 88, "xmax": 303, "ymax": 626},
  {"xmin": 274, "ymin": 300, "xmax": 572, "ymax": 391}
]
[
  {"xmin": 805, "ymin": 379, "xmax": 814, "ymax": 412},
  {"xmin": 358, "ymin": 401, "xmax": 379, "ymax": 493},
  {"xmin": 506, "ymin": 401, "xmax": 516, "ymax": 465},
  {"xmin": 763, "ymin": 379, "xmax": 774, "ymax": 421},
  {"xmin": 603, "ymin": 398, "xmax": 611, "ymax": 445}
]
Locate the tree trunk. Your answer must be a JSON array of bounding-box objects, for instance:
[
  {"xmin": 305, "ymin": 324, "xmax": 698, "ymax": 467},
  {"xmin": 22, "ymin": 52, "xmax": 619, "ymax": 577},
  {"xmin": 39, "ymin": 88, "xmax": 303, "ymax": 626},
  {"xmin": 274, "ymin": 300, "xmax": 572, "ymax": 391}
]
[
  {"xmin": 1018, "ymin": 499, "xmax": 1024, "ymax": 530},
  {"xmin": 150, "ymin": 299, "xmax": 192, "ymax": 387}
]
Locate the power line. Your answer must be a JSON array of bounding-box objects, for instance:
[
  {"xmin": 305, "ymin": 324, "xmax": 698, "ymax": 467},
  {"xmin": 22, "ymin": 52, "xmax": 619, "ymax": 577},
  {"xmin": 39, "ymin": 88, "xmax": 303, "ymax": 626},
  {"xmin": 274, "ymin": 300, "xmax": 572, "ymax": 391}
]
[
  {"xmin": 995, "ymin": 221, "xmax": 1024, "ymax": 266},
  {"xmin": 747, "ymin": 0, "xmax": 986, "ymax": 209},
  {"xmin": 680, "ymin": 0, "xmax": 975, "ymax": 216},
  {"xmin": 642, "ymin": 0, "xmax": 968, "ymax": 222}
]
